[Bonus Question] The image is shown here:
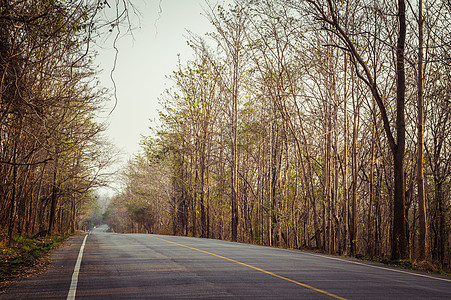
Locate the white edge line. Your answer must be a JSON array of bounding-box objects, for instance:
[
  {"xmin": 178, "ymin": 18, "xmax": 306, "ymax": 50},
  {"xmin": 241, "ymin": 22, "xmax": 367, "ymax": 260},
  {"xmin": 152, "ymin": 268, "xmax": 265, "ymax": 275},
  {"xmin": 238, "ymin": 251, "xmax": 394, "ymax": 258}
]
[
  {"xmin": 67, "ymin": 234, "xmax": 88, "ymax": 300},
  {"xmin": 298, "ymin": 250, "xmax": 451, "ymax": 283}
]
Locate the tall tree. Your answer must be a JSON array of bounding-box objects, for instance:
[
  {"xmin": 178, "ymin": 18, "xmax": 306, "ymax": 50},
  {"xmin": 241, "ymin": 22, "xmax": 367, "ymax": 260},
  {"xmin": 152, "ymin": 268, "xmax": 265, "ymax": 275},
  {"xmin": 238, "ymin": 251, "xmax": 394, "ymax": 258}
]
[
  {"xmin": 302, "ymin": 0, "xmax": 409, "ymax": 259},
  {"xmin": 416, "ymin": 0, "xmax": 427, "ymax": 262},
  {"xmin": 205, "ymin": 2, "xmax": 249, "ymax": 241}
]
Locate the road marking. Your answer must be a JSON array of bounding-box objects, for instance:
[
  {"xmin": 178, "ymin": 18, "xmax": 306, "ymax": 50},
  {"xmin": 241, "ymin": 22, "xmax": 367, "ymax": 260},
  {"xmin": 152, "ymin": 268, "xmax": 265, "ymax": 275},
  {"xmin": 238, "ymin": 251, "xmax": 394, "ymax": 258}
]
[
  {"xmin": 299, "ymin": 251, "xmax": 451, "ymax": 283},
  {"xmin": 67, "ymin": 234, "xmax": 88, "ymax": 300},
  {"xmin": 151, "ymin": 236, "xmax": 346, "ymax": 300}
]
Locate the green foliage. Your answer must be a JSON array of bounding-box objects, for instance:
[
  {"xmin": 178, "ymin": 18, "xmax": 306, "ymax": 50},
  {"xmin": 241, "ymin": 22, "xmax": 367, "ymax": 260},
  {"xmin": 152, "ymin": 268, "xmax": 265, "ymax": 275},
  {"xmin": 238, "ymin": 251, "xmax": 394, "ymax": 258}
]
[{"xmin": 0, "ymin": 234, "xmax": 67, "ymax": 282}]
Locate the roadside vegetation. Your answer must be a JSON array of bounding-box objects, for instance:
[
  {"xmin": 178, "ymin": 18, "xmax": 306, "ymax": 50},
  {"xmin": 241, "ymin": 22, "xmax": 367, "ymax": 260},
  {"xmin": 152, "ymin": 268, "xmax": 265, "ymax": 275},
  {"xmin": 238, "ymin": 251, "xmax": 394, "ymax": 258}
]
[
  {"xmin": 0, "ymin": 233, "xmax": 67, "ymax": 285},
  {"xmin": 105, "ymin": 0, "xmax": 450, "ymax": 274},
  {"xmin": 0, "ymin": 197, "xmax": 106, "ymax": 288},
  {"xmin": 1, "ymin": 0, "xmax": 449, "ymax": 283},
  {"xmin": 0, "ymin": 1, "xmax": 132, "ymax": 243},
  {"xmin": 0, "ymin": 1, "xmax": 135, "ymax": 287}
]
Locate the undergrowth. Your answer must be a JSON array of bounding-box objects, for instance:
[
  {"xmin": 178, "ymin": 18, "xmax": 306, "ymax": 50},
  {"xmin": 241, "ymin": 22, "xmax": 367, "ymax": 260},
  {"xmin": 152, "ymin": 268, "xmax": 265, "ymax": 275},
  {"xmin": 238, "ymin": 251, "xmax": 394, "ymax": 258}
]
[
  {"xmin": 360, "ymin": 255, "xmax": 450, "ymax": 276},
  {"xmin": 0, "ymin": 234, "xmax": 67, "ymax": 282}
]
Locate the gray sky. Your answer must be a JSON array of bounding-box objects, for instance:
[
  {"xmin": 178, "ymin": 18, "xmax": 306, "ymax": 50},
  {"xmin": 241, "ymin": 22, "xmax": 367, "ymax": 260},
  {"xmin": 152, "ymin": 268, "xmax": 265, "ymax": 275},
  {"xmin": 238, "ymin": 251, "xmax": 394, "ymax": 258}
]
[{"xmin": 95, "ymin": 0, "xmax": 227, "ymax": 160}]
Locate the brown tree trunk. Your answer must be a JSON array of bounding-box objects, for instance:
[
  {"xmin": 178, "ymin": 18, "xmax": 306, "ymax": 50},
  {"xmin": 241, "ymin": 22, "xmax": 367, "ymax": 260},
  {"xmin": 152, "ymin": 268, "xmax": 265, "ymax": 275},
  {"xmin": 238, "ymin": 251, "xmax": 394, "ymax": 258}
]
[
  {"xmin": 231, "ymin": 49, "xmax": 239, "ymax": 242},
  {"xmin": 368, "ymin": 99, "xmax": 376, "ymax": 258},
  {"xmin": 391, "ymin": 0, "xmax": 408, "ymax": 260},
  {"xmin": 317, "ymin": 0, "xmax": 409, "ymax": 260},
  {"xmin": 343, "ymin": 55, "xmax": 349, "ymax": 256},
  {"xmin": 200, "ymin": 152, "xmax": 207, "ymax": 238},
  {"xmin": 8, "ymin": 159, "xmax": 17, "ymax": 242},
  {"xmin": 48, "ymin": 168, "xmax": 58, "ymax": 235},
  {"xmin": 416, "ymin": 0, "xmax": 427, "ymax": 262}
]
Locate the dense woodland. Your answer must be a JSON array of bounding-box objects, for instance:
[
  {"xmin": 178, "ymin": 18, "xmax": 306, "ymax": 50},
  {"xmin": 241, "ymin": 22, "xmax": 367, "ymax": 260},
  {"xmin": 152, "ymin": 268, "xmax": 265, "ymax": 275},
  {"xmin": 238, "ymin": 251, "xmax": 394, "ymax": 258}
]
[
  {"xmin": 0, "ymin": 0, "xmax": 449, "ymax": 271},
  {"xmin": 106, "ymin": 0, "xmax": 450, "ymax": 270},
  {"xmin": 0, "ymin": 1, "xmax": 132, "ymax": 241}
]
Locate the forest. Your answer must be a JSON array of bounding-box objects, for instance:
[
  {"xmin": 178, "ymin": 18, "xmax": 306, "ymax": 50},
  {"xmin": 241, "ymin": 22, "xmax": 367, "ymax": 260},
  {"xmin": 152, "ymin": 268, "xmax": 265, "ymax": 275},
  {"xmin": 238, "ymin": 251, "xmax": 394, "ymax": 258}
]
[
  {"xmin": 1, "ymin": 0, "xmax": 450, "ymax": 272},
  {"xmin": 0, "ymin": 1, "xmax": 131, "ymax": 241},
  {"xmin": 105, "ymin": 0, "xmax": 451, "ymax": 270}
]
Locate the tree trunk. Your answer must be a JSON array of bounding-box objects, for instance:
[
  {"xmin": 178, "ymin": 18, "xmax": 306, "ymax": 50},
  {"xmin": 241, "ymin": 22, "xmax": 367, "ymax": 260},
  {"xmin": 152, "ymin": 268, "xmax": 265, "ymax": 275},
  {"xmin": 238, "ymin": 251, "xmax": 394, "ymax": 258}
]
[
  {"xmin": 200, "ymin": 152, "xmax": 207, "ymax": 238},
  {"xmin": 8, "ymin": 161, "xmax": 17, "ymax": 242},
  {"xmin": 48, "ymin": 168, "xmax": 58, "ymax": 235},
  {"xmin": 350, "ymin": 109, "xmax": 358, "ymax": 256},
  {"xmin": 391, "ymin": 0, "xmax": 408, "ymax": 260},
  {"xmin": 368, "ymin": 100, "xmax": 376, "ymax": 258},
  {"xmin": 231, "ymin": 49, "xmax": 239, "ymax": 242},
  {"xmin": 416, "ymin": 0, "xmax": 427, "ymax": 262},
  {"xmin": 343, "ymin": 55, "xmax": 349, "ymax": 256}
]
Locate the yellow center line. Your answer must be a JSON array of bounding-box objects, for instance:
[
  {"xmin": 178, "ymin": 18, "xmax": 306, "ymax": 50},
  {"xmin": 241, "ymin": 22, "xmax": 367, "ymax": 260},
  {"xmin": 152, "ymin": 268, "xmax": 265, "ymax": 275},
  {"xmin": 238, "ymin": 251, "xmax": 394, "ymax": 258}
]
[{"xmin": 151, "ymin": 236, "xmax": 347, "ymax": 300}]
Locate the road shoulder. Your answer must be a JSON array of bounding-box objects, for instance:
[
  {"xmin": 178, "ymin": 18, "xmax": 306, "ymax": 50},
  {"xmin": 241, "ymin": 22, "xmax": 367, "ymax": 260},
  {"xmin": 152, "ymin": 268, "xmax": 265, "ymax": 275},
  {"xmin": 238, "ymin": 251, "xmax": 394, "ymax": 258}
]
[{"xmin": 0, "ymin": 234, "xmax": 86, "ymax": 299}]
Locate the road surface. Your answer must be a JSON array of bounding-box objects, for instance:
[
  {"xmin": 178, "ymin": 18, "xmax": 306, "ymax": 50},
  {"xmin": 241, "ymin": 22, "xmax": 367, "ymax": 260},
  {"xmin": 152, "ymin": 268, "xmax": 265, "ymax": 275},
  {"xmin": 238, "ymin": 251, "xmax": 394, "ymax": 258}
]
[{"xmin": 2, "ymin": 225, "xmax": 450, "ymax": 299}]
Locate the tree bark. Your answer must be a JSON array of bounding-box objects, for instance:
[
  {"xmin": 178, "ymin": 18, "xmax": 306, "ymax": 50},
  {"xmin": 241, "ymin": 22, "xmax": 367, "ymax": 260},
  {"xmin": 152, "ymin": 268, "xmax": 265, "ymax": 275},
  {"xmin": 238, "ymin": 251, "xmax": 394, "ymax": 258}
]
[
  {"xmin": 416, "ymin": 0, "xmax": 427, "ymax": 262},
  {"xmin": 48, "ymin": 167, "xmax": 58, "ymax": 235},
  {"xmin": 231, "ymin": 54, "xmax": 239, "ymax": 242},
  {"xmin": 391, "ymin": 0, "xmax": 408, "ymax": 260}
]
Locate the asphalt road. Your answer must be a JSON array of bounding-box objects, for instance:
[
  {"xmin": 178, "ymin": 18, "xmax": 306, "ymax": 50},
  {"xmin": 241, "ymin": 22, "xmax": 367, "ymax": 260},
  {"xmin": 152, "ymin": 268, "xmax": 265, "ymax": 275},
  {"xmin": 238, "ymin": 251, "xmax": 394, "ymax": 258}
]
[{"xmin": 2, "ymin": 225, "xmax": 450, "ymax": 299}]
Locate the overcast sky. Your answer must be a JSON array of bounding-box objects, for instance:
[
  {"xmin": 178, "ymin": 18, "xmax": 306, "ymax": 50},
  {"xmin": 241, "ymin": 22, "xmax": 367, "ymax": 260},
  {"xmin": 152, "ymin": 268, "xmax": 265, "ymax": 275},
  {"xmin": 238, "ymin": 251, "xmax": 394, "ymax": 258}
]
[{"xmin": 95, "ymin": 0, "xmax": 230, "ymax": 161}]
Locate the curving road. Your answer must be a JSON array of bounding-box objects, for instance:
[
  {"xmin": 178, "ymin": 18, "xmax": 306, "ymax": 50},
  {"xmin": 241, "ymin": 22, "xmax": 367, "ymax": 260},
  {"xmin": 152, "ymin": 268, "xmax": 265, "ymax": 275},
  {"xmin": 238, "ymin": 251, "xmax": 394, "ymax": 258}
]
[{"xmin": 2, "ymin": 225, "xmax": 450, "ymax": 299}]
